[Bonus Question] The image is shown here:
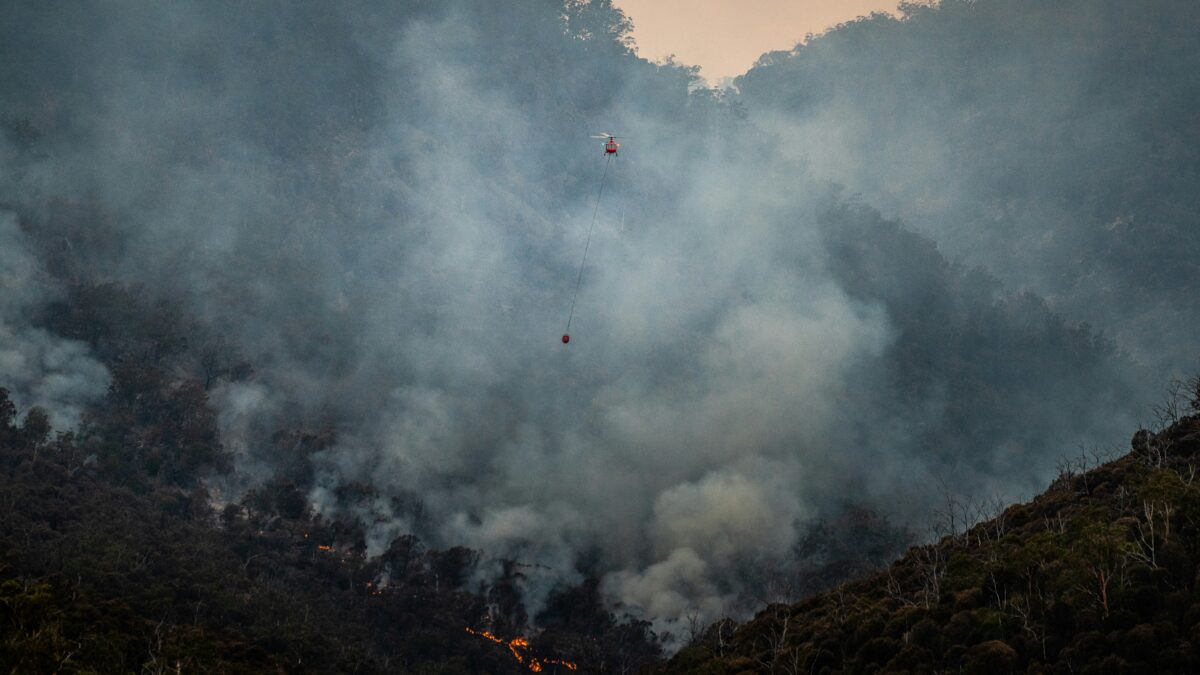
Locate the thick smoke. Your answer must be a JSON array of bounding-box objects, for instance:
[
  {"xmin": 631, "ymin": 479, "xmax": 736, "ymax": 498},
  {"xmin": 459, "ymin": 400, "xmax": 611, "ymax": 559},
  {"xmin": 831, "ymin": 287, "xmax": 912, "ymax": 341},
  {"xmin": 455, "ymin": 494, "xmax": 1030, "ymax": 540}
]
[
  {"xmin": 737, "ymin": 0, "xmax": 1200, "ymax": 378},
  {"xmin": 0, "ymin": 0, "xmax": 1169, "ymax": 636},
  {"xmin": 0, "ymin": 211, "xmax": 110, "ymax": 429}
]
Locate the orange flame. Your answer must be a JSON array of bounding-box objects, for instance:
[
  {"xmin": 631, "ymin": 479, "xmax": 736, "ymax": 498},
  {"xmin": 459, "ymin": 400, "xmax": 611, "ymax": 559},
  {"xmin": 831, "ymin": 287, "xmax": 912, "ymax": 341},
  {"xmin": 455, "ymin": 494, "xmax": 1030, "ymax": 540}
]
[{"xmin": 464, "ymin": 627, "xmax": 577, "ymax": 672}]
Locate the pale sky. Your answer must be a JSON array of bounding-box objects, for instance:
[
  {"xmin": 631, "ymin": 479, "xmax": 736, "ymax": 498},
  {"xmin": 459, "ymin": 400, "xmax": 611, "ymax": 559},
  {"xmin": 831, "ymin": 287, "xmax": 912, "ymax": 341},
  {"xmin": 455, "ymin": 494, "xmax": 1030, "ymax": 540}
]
[{"xmin": 614, "ymin": 0, "xmax": 900, "ymax": 83}]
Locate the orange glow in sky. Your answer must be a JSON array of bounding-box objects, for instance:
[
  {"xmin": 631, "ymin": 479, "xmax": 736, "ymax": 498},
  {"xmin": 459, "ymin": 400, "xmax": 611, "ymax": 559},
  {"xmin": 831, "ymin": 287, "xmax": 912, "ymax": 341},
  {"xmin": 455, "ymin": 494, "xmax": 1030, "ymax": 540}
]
[{"xmin": 614, "ymin": 0, "xmax": 900, "ymax": 83}]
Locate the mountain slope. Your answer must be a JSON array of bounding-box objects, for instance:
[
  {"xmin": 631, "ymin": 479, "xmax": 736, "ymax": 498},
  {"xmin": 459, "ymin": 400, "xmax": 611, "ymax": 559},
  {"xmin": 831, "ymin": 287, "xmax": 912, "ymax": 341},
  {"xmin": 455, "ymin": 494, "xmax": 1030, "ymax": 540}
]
[
  {"xmin": 737, "ymin": 0, "xmax": 1200, "ymax": 374},
  {"xmin": 1, "ymin": 8, "xmax": 1153, "ymax": 640},
  {"xmin": 663, "ymin": 387, "xmax": 1200, "ymax": 673},
  {"xmin": 0, "ymin": 283, "xmax": 662, "ymax": 674},
  {"xmin": 0, "ymin": 0, "xmax": 1194, "ymax": 663}
]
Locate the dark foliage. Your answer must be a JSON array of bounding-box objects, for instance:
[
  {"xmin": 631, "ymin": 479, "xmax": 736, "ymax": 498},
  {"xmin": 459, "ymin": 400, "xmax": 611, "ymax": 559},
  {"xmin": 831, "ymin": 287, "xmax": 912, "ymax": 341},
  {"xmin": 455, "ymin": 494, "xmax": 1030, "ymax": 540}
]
[
  {"xmin": 660, "ymin": 405, "xmax": 1200, "ymax": 673},
  {"xmin": 1, "ymin": 0, "xmax": 1196, "ymax": 671},
  {"xmin": 0, "ymin": 280, "xmax": 663, "ymax": 673}
]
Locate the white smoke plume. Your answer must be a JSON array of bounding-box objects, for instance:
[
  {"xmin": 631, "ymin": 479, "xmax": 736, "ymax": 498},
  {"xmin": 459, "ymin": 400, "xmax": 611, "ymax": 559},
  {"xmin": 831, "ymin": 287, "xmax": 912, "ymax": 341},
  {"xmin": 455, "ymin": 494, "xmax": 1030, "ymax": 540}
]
[
  {"xmin": 0, "ymin": 211, "xmax": 110, "ymax": 429},
  {"xmin": 0, "ymin": 0, "xmax": 1159, "ymax": 638}
]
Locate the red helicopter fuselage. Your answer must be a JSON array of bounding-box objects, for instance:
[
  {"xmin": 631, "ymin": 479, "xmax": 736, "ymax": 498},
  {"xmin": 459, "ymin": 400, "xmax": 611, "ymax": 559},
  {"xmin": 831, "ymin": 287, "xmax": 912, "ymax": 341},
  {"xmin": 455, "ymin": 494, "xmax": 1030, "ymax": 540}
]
[{"xmin": 604, "ymin": 138, "xmax": 619, "ymax": 154}]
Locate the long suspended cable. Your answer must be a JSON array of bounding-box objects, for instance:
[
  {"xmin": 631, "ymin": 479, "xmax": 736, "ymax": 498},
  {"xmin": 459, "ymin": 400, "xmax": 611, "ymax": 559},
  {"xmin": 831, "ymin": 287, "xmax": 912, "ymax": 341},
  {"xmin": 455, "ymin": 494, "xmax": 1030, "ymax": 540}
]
[{"xmin": 563, "ymin": 152, "xmax": 613, "ymax": 342}]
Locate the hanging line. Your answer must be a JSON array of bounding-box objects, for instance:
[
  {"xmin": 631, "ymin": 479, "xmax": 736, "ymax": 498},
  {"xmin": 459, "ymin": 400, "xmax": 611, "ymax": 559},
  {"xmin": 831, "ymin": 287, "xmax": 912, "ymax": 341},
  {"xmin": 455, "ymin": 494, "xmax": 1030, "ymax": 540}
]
[{"xmin": 565, "ymin": 152, "xmax": 613, "ymax": 335}]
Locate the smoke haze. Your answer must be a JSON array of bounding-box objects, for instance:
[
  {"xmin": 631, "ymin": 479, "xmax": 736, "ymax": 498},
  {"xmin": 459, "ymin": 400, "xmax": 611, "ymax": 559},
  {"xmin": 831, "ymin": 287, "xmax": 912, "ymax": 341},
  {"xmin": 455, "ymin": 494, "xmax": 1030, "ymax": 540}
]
[
  {"xmin": 1, "ymin": 0, "xmax": 1186, "ymax": 637},
  {"xmin": 0, "ymin": 211, "xmax": 110, "ymax": 430}
]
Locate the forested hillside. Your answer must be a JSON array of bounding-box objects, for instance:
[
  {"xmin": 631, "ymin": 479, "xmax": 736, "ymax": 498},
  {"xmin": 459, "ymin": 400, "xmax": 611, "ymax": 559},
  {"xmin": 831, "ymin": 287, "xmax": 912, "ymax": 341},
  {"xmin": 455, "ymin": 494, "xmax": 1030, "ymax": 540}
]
[
  {"xmin": 0, "ymin": 283, "xmax": 660, "ymax": 673},
  {"xmin": 0, "ymin": 0, "xmax": 1197, "ymax": 669},
  {"xmin": 739, "ymin": 0, "xmax": 1200, "ymax": 373},
  {"xmin": 663, "ymin": 388, "xmax": 1200, "ymax": 673}
]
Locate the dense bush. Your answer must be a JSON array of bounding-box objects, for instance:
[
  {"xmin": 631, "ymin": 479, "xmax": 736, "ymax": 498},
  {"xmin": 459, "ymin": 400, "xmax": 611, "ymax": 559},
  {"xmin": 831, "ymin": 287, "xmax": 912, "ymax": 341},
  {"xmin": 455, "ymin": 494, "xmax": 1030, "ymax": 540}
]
[{"xmin": 661, "ymin": 408, "xmax": 1200, "ymax": 673}]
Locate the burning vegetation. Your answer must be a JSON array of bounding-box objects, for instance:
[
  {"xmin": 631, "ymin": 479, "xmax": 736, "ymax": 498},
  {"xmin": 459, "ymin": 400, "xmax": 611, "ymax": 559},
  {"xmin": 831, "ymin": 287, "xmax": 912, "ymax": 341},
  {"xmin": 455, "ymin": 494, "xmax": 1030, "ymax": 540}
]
[{"xmin": 465, "ymin": 627, "xmax": 578, "ymax": 672}]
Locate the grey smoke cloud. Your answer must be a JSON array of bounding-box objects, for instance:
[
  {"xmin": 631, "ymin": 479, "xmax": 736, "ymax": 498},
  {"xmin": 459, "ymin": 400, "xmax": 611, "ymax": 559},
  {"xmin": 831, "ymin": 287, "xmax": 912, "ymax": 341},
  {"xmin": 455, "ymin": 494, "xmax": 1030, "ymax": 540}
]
[
  {"xmin": 0, "ymin": 0, "xmax": 1160, "ymax": 637},
  {"xmin": 736, "ymin": 0, "xmax": 1200, "ymax": 377},
  {"xmin": 0, "ymin": 211, "xmax": 110, "ymax": 429}
]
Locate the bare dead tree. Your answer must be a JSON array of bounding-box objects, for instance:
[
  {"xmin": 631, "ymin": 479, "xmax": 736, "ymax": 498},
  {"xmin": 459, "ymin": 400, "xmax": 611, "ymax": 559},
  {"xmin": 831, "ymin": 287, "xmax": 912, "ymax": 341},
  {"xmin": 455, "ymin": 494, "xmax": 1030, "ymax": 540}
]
[
  {"xmin": 782, "ymin": 646, "xmax": 804, "ymax": 675},
  {"xmin": 969, "ymin": 492, "xmax": 1010, "ymax": 546},
  {"xmin": 1178, "ymin": 462, "xmax": 1199, "ymax": 486},
  {"xmin": 708, "ymin": 618, "xmax": 737, "ymax": 658},
  {"xmin": 830, "ymin": 585, "xmax": 849, "ymax": 627},
  {"xmin": 932, "ymin": 476, "xmax": 970, "ymax": 542},
  {"xmin": 884, "ymin": 567, "xmax": 916, "ymax": 609},
  {"xmin": 1077, "ymin": 523, "xmax": 1127, "ymax": 617},
  {"xmin": 756, "ymin": 609, "xmax": 793, "ymax": 673},
  {"xmin": 917, "ymin": 542, "xmax": 946, "ymax": 609},
  {"xmin": 1151, "ymin": 379, "xmax": 1188, "ymax": 431},
  {"xmin": 1129, "ymin": 505, "xmax": 1159, "ymax": 569},
  {"xmin": 986, "ymin": 571, "xmax": 1009, "ymax": 611},
  {"xmin": 684, "ymin": 610, "xmax": 703, "ymax": 646},
  {"xmin": 1008, "ymin": 587, "xmax": 1049, "ymax": 663}
]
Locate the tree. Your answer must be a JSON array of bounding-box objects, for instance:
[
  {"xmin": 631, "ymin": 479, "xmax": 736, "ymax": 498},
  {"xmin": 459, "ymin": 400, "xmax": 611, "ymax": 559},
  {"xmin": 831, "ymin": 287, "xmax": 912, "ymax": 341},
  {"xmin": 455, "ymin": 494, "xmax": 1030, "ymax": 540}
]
[
  {"xmin": 19, "ymin": 407, "xmax": 50, "ymax": 449},
  {"xmin": 1074, "ymin": 522, "xmax": 1129, "ymax": 617}
]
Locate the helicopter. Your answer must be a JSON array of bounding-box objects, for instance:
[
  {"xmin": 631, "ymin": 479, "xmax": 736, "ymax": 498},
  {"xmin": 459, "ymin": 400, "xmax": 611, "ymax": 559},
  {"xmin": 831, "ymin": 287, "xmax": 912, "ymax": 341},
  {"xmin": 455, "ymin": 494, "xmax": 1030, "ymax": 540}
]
[
  {"xmin": 562, "ymin": 133, "xmax": 623, "ymax": 346},
  {"xmin": 591, "ymin": 133, "xmax": 620, "ymax": 156}
]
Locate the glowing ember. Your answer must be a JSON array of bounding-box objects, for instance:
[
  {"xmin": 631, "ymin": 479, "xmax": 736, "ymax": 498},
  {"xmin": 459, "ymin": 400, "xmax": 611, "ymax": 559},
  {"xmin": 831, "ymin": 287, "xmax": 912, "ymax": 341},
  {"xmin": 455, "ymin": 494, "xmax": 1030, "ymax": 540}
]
[{"xmin": 464, "ymin": 627, "xmax": 578, "ymax": 672}]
